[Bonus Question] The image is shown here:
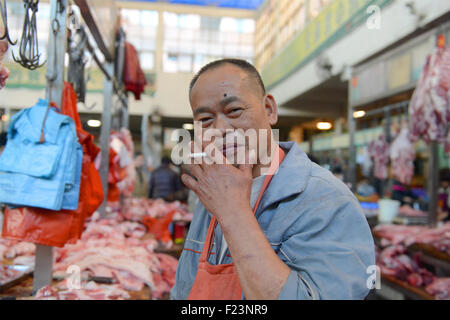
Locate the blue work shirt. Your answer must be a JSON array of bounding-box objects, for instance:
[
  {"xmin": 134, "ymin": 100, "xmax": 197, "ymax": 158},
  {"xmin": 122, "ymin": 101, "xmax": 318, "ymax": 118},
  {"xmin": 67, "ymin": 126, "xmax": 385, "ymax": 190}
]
[{"xmin": 170, "ymin": 142, "xmax": 375, "ymax": 300}]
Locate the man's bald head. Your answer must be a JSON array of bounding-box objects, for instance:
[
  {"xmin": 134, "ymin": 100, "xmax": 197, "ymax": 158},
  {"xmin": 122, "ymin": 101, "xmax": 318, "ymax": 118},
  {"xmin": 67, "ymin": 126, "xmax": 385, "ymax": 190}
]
[{"xmin": 189, "ymin": 59, "xmax": 266, "ymax": 98}]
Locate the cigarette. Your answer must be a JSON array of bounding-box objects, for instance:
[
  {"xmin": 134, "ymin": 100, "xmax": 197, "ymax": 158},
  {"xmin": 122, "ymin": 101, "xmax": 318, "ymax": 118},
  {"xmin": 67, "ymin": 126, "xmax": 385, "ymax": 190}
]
[{"xmin": 189, "ymin": 152, "xmax": 207, "ymax": 159}]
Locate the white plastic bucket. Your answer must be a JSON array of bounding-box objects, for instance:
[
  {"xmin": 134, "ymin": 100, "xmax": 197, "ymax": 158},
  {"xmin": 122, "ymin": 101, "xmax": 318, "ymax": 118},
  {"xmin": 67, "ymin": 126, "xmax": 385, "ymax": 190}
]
[{"xmin": 378, "ymin": 199, "xmax": 401, "ymax": 223}]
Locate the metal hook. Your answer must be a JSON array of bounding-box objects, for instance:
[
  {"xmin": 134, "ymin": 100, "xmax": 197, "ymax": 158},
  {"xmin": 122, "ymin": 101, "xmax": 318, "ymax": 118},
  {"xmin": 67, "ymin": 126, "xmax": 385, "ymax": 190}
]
[
  {"xmin": 80, "ymin": 100, "xmax": 96, "ymax": 110},
  {"xmin": 13, "ymin": 0, "xmax": 46, "ymax": 70},
  {"xmin": 0, "ymin": 0, "xmax": 17, "ymax": 45},
  {"xmin": 45, "ymin": 18, "xmax": 60, "ymax": 82}
]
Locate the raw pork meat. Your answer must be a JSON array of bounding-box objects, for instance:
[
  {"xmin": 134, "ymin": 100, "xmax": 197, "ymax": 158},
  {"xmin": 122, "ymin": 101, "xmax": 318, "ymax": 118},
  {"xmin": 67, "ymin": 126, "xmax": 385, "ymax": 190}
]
[
  {"xmin": 425, "ymin": 278, "xmax": 450, "ymax": 300},
  {"xmin": 151, "ymin": 253, "xmax": 178, "ymax": 299},
  {"xmin": 35, "ymin": 281, "xmax": 131, "ymax": 300},
  {"xmin": 4, "ymin": 241, "xmax": 36, "ymax": 259},
  {"xmin": 390, "ymin": 127, "xmax": 416, "ymax": 185},
  {"xmin": 34, "ymin": 286, "xmax": 60, "ymax": 300},
  {"xmin": 0, "ymin": 265, "xmax": 23, "ymax": 284},
  {"xmin": 0, "ymin": 238, "xmax": 36, "ymax": 260},
  {"xmin": 377, "ymin": 245, "xmax": 435, "ymax": 287},
  {"xmin": 0, "ymin": 27, "xmax": 9, "ymax": 90},
  {"xmin": 368, "ymin": 135, "xmax": 390, "ymax": 180},
  {"xmin": 397, "ymin": 205, "xmax": 428, "ymax": 217},
  {"xmin": 409, "ymin": 46, "xmax": 450, "ymax": 143},
  {"xmin": 121, "ymin": 198, "xmax": 193, "ymax": 222},
  {"xmin": 53, "ymin": 238, "xmax": 158, "ymax": 291},
  {"xmin": 374, "ymin": 224, "xmax": 426, "ymax": 246},
  {"xmin": 53, "ymin": 216, "xmax": 175, "ymax": 298},
  {"xmin": 0, "ymin": 242, "xmax": 7, "ymax": 261},
  {"xmin": 374, "ymin": 223, "xmax": 450, "ymax": 254}
]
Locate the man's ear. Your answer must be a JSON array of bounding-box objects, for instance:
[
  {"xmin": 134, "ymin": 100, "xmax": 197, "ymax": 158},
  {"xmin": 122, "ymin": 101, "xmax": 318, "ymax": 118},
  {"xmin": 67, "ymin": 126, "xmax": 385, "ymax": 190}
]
[{"xmin": 264, "ymin": 94, "xmax": 278, "ymax": 126}]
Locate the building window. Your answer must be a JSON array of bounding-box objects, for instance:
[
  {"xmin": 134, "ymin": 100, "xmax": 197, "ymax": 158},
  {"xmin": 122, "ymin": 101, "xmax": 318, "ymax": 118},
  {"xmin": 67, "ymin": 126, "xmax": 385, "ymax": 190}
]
[
  {"xmin": 121, "ymin": 9, "xmax": 158, "ymax": 71},
  {"xmin": 163, "ymin": 12, "xmax": 255, "ymax": 73}
]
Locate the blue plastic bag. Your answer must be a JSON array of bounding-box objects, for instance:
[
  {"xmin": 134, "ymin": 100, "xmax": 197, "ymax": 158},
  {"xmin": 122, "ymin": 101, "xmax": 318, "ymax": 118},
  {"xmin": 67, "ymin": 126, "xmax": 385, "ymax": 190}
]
[{"xmin": 0, "ymin": 99, "xmax": 82, "ymax": 211}]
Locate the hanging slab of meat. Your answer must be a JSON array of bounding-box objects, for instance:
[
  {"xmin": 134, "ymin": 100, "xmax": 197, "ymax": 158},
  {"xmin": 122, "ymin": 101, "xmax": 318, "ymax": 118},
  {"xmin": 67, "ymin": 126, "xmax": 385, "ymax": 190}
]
[
  {"xmin": 409, "ymin": 46, "xmax": 450, "ymax": 143},
  {"xmin": 0, "ymin": 28, "xmax": 10, "ymax": 90},
  {"xmin": 425, "ymin": 278, "xmax": 450, "ymax": 300},
  {"xmin": 368, "ymin": 135, "xmax": 390, "ymax": 180},
  {"xmin": 390, "ymin": 127, "xmax": 416, "ymax": 185}
]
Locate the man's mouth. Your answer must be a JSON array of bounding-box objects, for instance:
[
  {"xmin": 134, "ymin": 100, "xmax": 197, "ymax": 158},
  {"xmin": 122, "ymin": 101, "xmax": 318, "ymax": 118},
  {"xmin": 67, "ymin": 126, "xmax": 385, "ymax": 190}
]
[{"xmin": 221, "ymin": 143, "xmax": 245, "ymax": 156}]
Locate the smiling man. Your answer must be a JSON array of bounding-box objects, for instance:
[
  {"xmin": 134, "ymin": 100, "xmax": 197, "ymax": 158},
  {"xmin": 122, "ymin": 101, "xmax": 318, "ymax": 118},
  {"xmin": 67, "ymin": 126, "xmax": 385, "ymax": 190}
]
[{"xmin": 170, "ymin": 59, "xmax": 375, "ymax": 300}]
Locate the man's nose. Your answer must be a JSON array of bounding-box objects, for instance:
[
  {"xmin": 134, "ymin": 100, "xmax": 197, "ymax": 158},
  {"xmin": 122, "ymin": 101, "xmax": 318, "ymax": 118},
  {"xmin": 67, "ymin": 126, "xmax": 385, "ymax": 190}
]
[{"xmin": 212, "ymin": 114, "xmax": 234, "ymax": 137}]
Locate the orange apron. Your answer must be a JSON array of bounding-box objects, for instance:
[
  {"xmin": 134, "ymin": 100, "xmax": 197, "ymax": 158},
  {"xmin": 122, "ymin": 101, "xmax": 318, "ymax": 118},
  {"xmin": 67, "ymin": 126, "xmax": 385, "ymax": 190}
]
[{"xmin": 188, "ymin": 146, "xmax": 286, "ymax": 300}]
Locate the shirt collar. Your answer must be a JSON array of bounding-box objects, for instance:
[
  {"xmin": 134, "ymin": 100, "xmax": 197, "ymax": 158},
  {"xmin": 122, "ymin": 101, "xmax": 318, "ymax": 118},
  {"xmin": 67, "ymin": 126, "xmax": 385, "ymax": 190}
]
[{"xmin": 256, "ymin": 141, "xmax": 312, "ymax": 214}]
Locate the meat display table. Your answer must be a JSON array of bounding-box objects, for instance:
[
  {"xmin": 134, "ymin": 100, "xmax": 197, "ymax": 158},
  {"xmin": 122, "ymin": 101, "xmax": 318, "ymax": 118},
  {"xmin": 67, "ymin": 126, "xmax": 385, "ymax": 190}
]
[
  {"xmin": 0, "ymin": 275, "xmax": 157, "ymax": 300},
  {"xmin": 380, "ymin": 274, "xmax": 435, "ymax": 300},
  {"xmin": 0, "ymin": 258, "xmax": 157, "ymax": 300},
  {"xmin": 407, "ymin": 243, "xmax": 450, "ymax": 276}
]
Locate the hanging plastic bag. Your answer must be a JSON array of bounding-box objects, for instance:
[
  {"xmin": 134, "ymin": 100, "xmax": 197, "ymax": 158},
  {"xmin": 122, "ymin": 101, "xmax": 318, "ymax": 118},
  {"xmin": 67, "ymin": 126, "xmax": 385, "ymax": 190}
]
[
  {"xmin": 1, "ymin": 83, "xmax": 104, "ymax": 246},
  {"xmin": 142, "ymin": 210, "xmax": 176, "ymax": 243},
  {"xmin": 61, "ymin": 83, "xmax": 104, "ymax": 242},
  {"xmin": 0, "ymin": 99, "xmax": 81, "ymax": 210},
  {"xmin": 2, "ymin": 207, "xmax": 74, "ymax": 247}
]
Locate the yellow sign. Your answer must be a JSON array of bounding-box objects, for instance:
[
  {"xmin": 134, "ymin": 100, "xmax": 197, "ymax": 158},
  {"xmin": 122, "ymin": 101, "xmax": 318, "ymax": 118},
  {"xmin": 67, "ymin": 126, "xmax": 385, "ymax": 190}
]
[{"xmin": 3, "ymin": 61, "xmax": 156, "ymax": 96}]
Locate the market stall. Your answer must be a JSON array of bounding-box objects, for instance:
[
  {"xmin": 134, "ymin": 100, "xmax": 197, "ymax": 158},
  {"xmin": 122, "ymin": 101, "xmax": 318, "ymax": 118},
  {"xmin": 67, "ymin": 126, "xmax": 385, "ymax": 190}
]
[
  {"xmin": 348, "ymin": 22, "xmax": 450, "ymax": 300},
  {"xmin": 0, "ymin": 0, "xmax": 190, "ymax": 300}
]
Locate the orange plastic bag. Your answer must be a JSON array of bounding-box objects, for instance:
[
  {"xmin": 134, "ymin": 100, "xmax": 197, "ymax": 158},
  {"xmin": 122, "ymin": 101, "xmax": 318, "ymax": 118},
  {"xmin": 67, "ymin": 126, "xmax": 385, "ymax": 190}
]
[
  {"xmin": 1, "ymin": 83, "xmax": 104, "ymax": 246},
  {"xmin": 61, "ymin": 83, "xmax": 104, "ymax": 243},
  {"xmin": 142, "ymin": 210, "xmax": 176, "ymax": 243},
  {"xmin": 2, "ymin": 207, "xmax": 74, "ymax": 247}
]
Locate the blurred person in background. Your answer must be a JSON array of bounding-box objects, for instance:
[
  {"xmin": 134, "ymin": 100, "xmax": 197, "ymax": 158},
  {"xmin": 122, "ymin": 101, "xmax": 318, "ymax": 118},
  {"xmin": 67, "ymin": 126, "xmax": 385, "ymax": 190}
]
[
  {"xmin": 332, "ymin": 165, "xmax": 344, "ymax": 181},
  {"xmin": 439, "ymin": 168, "xmax": 450, "ymax": 221},
  {"xmin": 0, "ymin": 132, "xmax": 6, "ymax": 155},
  {"xmin": 391, "ymin": 180, "xmax": 418, "ymax": 207},
  {"xmin": 357, "ymin": 178, "xmax": 377, "ymax": 198},
  {"xmin": 148, "ymin": 156, "xmax": 183, "ymax": 201}
]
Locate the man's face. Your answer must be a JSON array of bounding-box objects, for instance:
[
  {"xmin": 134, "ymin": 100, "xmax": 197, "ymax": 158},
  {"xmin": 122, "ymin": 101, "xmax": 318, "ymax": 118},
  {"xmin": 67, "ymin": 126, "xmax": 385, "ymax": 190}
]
[
  {"xmin": 135, "ymin": 155, "xmax": 145, "ymax": 167},
  {"xmin": 189, "ymin": 64, "xmax": 278, "ymax": 163}
]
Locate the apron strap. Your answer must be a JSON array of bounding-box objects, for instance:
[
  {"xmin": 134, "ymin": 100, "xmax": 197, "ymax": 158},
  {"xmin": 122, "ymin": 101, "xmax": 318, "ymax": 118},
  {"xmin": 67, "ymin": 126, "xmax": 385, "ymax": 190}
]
[
  {"xmin": 252, "ymin": 146, "xmax": 285, "ymax": 215},
  {"xmin": 199, "ymin": 146, "xmax": 286, "ymax": 263},
  {"xmin": 199, "ymin": 216, "xmax": 218, "ymax": 263}
]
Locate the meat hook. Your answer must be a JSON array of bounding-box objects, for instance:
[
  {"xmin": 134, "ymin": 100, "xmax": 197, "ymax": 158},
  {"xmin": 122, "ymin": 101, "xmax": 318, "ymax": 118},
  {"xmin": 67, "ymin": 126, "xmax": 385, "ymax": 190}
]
[{"xmin": 0, "ymin": 0, "xmax": 17, "ymax": 45}]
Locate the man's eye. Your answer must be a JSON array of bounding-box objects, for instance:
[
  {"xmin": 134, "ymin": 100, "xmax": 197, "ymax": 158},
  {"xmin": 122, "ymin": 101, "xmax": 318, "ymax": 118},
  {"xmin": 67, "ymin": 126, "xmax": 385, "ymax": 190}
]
[
  {"xmin": 228, "ymin": 108, "xmax": 242, "ymax": 114},
  {"xmin": 200, "ymin": 117, "xmax": 213, "ymax": 123}
]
